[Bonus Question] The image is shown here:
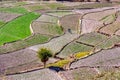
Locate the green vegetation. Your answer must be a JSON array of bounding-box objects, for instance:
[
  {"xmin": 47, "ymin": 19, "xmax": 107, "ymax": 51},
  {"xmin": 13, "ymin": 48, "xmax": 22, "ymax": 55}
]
[
  {"xmin": 0, "ymin": 20, "xmax": 5, "ymax": 27},
  {"xmin": 37, "ymin": 48, "xmax": 53, "ymax": 68},
  {"xmin": 47, "ymin": 59, "xmax": 70, "ymax": 68},
  {"xmin": 57, "ymin": 42, "xmax": 93, "ymax": 58},
  {"xmin": 96, "ymin": 35, "xmax": 120, "ymax": 50},
  {"xmin": 0, "ymin": 12, "xmax": 40, "ymax": 45},
  {"xmin": 0, "ymin": 7, "xmax": 28, "ymax": 14},
  {"xmin": 0, "ymin": 34, "xmax": 52, "ymax": 54},
  {"xmin": 32, "ymin": 22, "xmax": 63, "ymax": 36},
  {"xmin": 46, "ymin": 24, "xmax": 63, "ymax": 35}
]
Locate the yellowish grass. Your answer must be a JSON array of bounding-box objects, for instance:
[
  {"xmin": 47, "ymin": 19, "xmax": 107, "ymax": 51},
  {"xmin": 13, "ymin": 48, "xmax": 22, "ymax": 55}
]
[
  {"xmin": 74, "ymin": 51, "xmax": 92, "ymax": 59},
  {"xmin": 47, "ymin": 59, "xmax": 70, "ymax": 68}
]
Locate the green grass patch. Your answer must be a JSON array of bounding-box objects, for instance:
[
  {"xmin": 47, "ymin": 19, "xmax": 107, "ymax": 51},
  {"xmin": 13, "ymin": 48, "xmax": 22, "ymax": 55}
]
[
  {"xmin": 46, "ymin": 24, "xmax": 63, "ymax": 35},
  {"xmin": 0, "ymin": 34, "xmax": 52, "ymax": 54},
  {"xmin": 47, "ymin": 59, "xmax": 70, "ymax": 68},
  {"xmin": 0, "ymin": 7, "xmax": 28, "ymax": 14},
  {"xmin": 0, "ymin": 12, "xmax": 40, "ymax": 45}
]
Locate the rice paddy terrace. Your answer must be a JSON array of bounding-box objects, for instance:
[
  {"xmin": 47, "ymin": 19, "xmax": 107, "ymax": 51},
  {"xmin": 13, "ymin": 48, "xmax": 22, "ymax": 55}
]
[{"xmin": 1, "ymin": 1, "xmax": 120, "ymax": 80}]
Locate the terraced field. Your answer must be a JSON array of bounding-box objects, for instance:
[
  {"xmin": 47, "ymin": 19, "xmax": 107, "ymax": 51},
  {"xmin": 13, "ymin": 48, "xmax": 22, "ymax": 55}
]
[
  {"xmin": 1, "ymin": 1, "xmax": 120, "ymax": 80},
  {"xmin": 32, "ymin": 22, "xmax": 63, "ymax": 36},
  {"xmin": 0, "ymin": 12, "xmax": 40, "ymax": 45}
]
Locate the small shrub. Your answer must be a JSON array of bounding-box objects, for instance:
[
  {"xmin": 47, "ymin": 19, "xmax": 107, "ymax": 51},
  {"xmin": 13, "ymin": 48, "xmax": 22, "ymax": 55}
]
[{"xmin": 37, "ymin": 48, "xmax": 53, "ymax": 68}]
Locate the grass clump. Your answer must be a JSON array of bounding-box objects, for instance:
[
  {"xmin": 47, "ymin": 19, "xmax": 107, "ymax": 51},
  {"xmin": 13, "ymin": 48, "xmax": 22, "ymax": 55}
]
[
  {"xmin": 47, "ymin": 59, "xmax": 70, "ymax": 68},
  {"xmin": 74, "ymin": 51, "xmax": 91, "ymax": 59},
  {"xmin": 0, "ymin": 12, "xmax": 40, "ymax": 45},
  {"xmin": 0, "ymin": 7, "xmax": 28, "ymax": 14}
]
